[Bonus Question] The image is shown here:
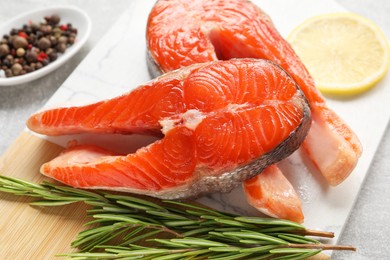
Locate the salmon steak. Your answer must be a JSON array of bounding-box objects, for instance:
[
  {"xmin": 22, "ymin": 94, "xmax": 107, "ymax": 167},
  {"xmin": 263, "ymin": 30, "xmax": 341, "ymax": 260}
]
[
  {"xmin": 146, "ymin": 0, "xmax": 362, "ymax": 221},
  {"xmin": 146, "ymin": 0, "xmax": 362, "ymax": 186},
  {"xmin": 27, "ymin": 59, "xmax": 310, "ymax": 200}
]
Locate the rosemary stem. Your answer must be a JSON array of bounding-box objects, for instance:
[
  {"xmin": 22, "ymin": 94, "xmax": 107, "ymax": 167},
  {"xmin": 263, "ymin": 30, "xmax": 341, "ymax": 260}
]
[
  {"xmin": 297, "ymin": 229, "xmax": 335, "ymax": 238},
  {"xmin": 286, "ymin": 243, "xmax": 356, "ymax": 251}
]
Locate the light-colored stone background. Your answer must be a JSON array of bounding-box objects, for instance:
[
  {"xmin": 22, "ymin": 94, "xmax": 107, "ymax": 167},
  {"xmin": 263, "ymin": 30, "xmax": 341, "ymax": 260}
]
[{"xmin": 0, "ymin": 1, "xmax": 389, "ymax": 259}]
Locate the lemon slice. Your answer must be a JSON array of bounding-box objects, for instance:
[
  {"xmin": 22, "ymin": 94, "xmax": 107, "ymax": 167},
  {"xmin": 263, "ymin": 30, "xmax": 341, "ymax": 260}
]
[{"xmin": 287, "ymin": 13, "xmax": 390, "ymax": 95}]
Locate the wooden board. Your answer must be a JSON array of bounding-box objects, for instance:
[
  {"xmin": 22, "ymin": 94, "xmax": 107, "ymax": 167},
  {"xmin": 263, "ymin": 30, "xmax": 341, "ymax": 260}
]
[
  {"xmin": 0, "ymin": 132, "xmax": 91, "ymax": 258},
  {"xmin": 0, "ymin": 131, "xmax": 331, "ymax": 259}
]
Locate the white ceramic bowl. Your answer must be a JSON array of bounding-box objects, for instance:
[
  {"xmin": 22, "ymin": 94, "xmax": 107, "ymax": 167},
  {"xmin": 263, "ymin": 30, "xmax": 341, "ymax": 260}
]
[{"xmin": 0, "ymin": 6, "xmax": 91, "ymax": 86}]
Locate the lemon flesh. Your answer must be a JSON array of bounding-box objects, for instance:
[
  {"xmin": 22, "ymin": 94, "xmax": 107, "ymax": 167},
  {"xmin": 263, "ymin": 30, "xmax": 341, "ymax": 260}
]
[{"xmin": 288, "ymin": 13, "xmax": 390, "ymax": 96}]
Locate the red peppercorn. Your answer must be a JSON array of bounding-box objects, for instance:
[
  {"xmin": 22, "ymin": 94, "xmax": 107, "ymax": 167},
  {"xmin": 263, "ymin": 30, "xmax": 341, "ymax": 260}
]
[
  {"xmin": 59, "ymin": 24, "xmax": 68, "ymax": 31},
  {"xmin": 37, "ymin": 52, "xmax": 48, "ymax": 62},
  {"xmin": 18, "ymin": 32, "xmax": 28, "ymax": 39}
]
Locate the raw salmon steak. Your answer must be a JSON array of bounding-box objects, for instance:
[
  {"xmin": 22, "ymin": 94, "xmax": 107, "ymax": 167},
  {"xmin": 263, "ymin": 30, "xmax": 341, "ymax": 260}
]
[
  {"xmin": 27, "ymin": 59, "xmax": 311, "ymax": 199},
  {"xmin": 146, "ymin": 0, "xmax": 362, "ymax": 186}
]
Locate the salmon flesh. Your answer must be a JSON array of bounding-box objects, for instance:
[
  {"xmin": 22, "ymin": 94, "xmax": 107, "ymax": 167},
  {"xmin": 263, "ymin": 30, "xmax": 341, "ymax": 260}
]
[
  {"xmin": 27, "ymin": 59, "xmax": 311, "ymax": 199},
  {"xmin": 146, "ymin": 0, "xmax": 362, "ymax": 186}
]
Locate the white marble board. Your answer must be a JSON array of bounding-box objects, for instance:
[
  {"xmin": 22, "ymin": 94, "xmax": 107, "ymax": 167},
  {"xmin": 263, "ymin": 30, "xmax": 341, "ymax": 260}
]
[{"xmin": 28, "ymin": 0, "xmax": 390, "ymax": 255}]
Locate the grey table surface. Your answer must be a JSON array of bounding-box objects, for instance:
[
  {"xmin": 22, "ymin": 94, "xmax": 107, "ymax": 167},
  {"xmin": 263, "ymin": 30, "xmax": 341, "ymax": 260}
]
[{"xmin": 0, "ymin": 0, "xmax": 389, "ymax": 259}]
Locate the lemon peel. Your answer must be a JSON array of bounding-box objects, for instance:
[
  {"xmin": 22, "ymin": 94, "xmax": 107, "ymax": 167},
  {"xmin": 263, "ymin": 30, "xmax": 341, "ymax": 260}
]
[{"xmin": 288, "ymin": 13, "xmax": 390, "ymax": 96}]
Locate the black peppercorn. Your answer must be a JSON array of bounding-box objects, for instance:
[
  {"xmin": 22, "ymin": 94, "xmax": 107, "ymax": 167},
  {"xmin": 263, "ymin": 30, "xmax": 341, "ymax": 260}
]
[
  {"xmin": 3, "ymin": 59, "xmax": 11, "ymax": 68},
  {"xmin": 10, "ymin": 29, "xmax": 18, "ymax": 35},
  {"xmin": 48, "ymin": 52, "xmax": 58, "ymax": 61},
  {"xmin": 5, "ymin": 69, "xmax": 12, "ymax": 77}
]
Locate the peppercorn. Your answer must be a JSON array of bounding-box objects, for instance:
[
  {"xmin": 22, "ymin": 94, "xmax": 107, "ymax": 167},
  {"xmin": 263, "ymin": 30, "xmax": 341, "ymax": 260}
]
[
  {"xmin": 16, "ymin": 48, "xmax": 25, "ymax": 57},
  {"xmin": 40, "ymin": 25, "xmax": 52, "ymax": 35},
  {"xmin": 0, "ymin": 44, "xmax": 10, "ymax": 57},
  {"xmin": 30, "ymin": 23, "xmax": 39, "ymax": 32},
  {"xmin": 37, "ymin": 37, "xmax": 51, "ymax": 50},
  {"xmin": 49, "ymin": 36, "xmax": 57, "ymax": 46},
  {"xmin": 58, "ymin": 36, "xmax": 68, "ymax": 44},
  {"xmin": 25, "ymin": 51, "xmax": 37, "ymax": 63},
  {"xmin": 3, "ymin": 59, "xmax": 11, "ymax": 68},
  {"xmin": 23, "ymin": 64, "xmax": 32, "ymax": 72},
  {"xmin": 5, "ymin": 69, "xmax": 12, "ymax": 77},
  {"xmin": 27, "ymin": 34, "xmax": 37, "ymax": 44},
  {"xmin": 56, "ymin": 43, "xmax": 66, "ymax": 53},
  {"xmin": 68, "ymin": 36, "xmax": 75, "ymax": 45},
  {"xmin": 50, "ymin": 15, "xmax": 61, "ymax": 25},
  {"xmin": 48, "ymin": 52, "xmax": 58, "ymax": 61},
  {"xmin": 1, "ymin": 14, "xmax": 77, "ymax": 78},
  {"xmin": 12, "ymin": 36, "xmax": 28, "ymax": 49},
  {"xmin": 10, "ymin": 29, "xmax": 18, "ymax": 35},
  {"xmin": 11, "ymin": 63, "xmax": 23, "ymax": 75}
]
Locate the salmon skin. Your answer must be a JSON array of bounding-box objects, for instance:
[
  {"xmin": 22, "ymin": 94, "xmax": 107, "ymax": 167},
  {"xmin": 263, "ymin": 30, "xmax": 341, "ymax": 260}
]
[
  {"xmin": 146, "ymin": 0, "xmax": 362, "ymax": 186},
  {"xmin": 27, "ymin": 59, "xmax": 311, "ymax": 200}
]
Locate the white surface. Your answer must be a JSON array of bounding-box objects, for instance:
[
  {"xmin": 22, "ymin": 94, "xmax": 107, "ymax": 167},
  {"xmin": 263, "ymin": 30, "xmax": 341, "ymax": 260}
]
[
  {"xmin": 0, "ymin": 6, "xmax": 91, "ymax": 86},
  {"xmin": 1, "ymin": 1, "xmax": 389, "ymax": 259},
  {"xmin": 28, "ymin": 0, "xmax": 390, "ymax": 253}
]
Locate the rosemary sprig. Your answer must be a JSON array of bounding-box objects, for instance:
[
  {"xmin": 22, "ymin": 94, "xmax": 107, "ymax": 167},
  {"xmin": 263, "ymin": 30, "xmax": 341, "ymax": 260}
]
[{"xmin": 0, "ymin": 175, "xmax": 355, "ymax": 259}]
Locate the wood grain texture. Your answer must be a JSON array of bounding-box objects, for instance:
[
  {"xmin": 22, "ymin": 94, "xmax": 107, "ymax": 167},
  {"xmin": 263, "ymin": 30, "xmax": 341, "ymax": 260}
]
[
  {"xmin": 0, "ymin": 131, "xmax": 330, "ymax": 259},
  {"xmin": 0, "ymin": 131, "xmax": 90, "ymax": 259}
]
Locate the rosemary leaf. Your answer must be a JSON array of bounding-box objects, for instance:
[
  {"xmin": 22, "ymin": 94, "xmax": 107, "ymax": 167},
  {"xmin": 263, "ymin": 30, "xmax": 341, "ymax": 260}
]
[
  {"xmin": 0, "ymin": 175, "xmax": 356, "ymax": 259},
  {"xmin": 30, "ymin": 200, "xmax": 77, "ymax": 206},
  {"xmin": 181, "ymin": 227, "xmax": 215, "ymax": 237},
  {"xmin": 151, "ymin": 238, "xmax": 190, "ymax": 248},
  {"xmin": 124, "ymin": 229, "xmax": 163, "ymax": 244},
  {"xmin": 92, "ymin": 214, "xmax": 145, "ymax": 224},
  {"xmin": 208, "ymin": 252, "xmax": 252, "ymax": 260},
  {"xmin": 163, "ymin": 200, "xmax": 228, "ymax": 217},
  {"xmin": 272, "ymin": 250, "xmax": 321, "ymax": 260},
  {"xmin": 146, "ymin": 209, "xmax": 190, "ymax": 220},
  {"xmin": 106, "ymin": 194, "xmax": 165, "ymax": 210},
  {"xmin": 170, "ymin": 238, "xmax": 227, "ymax": 247},
  {"xmin": 235, "ymin": 216, "xmax": 304, "ymax": 229},
  {"xmin": 163, "ymin": 220, "xmax": 200, "ymax": 227},
  {"xmin": 277, "ymin": 233, "xmax": 320, "ymax": 244},
  {"xmin": 222, "ymin": 231, "xmax": 288, "ymax": 245}
]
